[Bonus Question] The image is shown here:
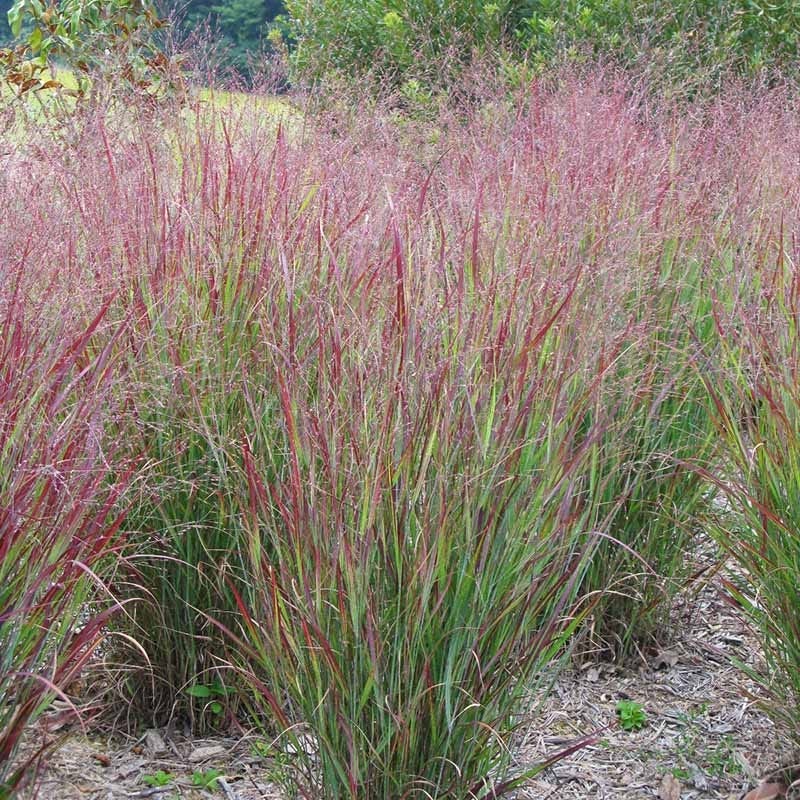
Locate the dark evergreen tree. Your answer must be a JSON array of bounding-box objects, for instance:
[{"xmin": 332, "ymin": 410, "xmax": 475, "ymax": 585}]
[{"xmin": 1, "ymin": 0, "xmax": 12, "ymax": 42}]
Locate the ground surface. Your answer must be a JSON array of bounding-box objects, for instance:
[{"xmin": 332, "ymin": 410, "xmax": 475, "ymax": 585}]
[
  {"xmin": 25, "ymin": 577, "xmax": 793, "ymax": 800},
  {"xmin": 517, "ymin": 580, "xmax": 791, "ymax": 800}
]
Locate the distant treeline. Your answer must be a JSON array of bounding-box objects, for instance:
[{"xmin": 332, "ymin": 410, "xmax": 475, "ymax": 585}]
[
  {"xmin": 0, "ymin": 0, "xmax": 285, "ymax": 75},
  {"xmin": 3, "ymin": 0, "xmax": 798, "ymax": 91},
  {"xmin": 176, "ymin": 0, "xmax": 285, "ymax": 74}
]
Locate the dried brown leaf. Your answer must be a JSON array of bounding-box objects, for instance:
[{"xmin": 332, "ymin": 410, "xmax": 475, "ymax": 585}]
[
  {"xmin": 743, "ymin": 781, "xmax": 788, "ymax": 800},
  {"xmin": 652, "ymin": 649, "xmax": 680, "ymax": 670},
  {"xmin": 659, "ymin": 772, "xmax": 682, "ymax": 800}
]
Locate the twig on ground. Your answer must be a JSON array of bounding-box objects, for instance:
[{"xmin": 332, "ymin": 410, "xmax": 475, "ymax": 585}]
[{"xmin": 218, "ymin": 776, "xmax": 242, "ymax": 800}]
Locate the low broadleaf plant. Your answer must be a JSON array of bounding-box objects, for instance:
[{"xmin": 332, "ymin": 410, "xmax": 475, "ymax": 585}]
[
  {"xmin": 141, "ymin": 771, "xmax": 175, "ymax": 788},
  {"xmin": 616, "ymin": 699, "xmax": 647, "ymax": 732}
]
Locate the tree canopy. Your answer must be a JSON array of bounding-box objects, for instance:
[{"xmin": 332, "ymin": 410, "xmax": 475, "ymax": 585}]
[{"xmin": 1, "ymin": 0, "xmax": 285, "ymax": 75}]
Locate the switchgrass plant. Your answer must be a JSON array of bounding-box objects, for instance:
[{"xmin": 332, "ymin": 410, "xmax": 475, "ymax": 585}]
[
  {"xmin": 5, "ymin": 66, "xmax": 800, "ymax": 792},
  {"xmin": 575, "ymin": 337, "xmax": 716, "ymax": 658},
  {"xmin": 0, "ymin": 283, "xmax": 130, "ymax": 796},
  {"xmin": 97, "ymin": 110, "xmax": 296, "ymax": 727},
  {"xmin": 704, "ymin": 246, "xmax": 800, "ymax": 742},
  {"xmin": 574, "ymin": 248, "xmax": 719, "ymax": 658},
  {"xmin": 225, "ymin": 230, "xmax": 600, "ymax": 798},
  {"xmin": 112, "ymin": 269, "xmax": 279, "ymax": 727},
  {"xmin": 94, "ymin": 98, "xmax": 320, "ymax": 728}
]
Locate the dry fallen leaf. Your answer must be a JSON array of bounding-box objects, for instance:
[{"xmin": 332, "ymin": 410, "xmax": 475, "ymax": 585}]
[
  {"xmin": 91, "ymin": 752, "xmax": 111, "ymax": 767},
  {"xmin": 687, "ymin": 762, "xmax": 709, "ymax": 791},
  {"xmin": 742, "ymin": 781, "xmax": 788, "ymax": 800},
  {"xmin": 189, "ymin": 744, "xmax": 227, "ymax": 762},
  {"xmin": 144, "ymin": 729, "xmax": 168, "ymax": 756},
  {"xmin": 652, "ymin": 649, "xmax": 680, "ymax": 670},
  {"xmin": 659, "ymin": 772, "xmax": 682, "ymax": 800}
]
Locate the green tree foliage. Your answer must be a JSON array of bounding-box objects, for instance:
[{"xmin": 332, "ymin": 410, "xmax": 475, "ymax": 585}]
[
  {"xmin": 284, "ymin": 0, "xmax": 510, "ymax": 87},
  {"xmin": 177, "ymin": 0, "xmax": 284, "ymax": 75},
  {"xmin": 515, "ymin": 0, "xmax": 799, "ymax": 85},
  {"xmin": 281, "ymin": 0, "xmax": 800, "ymax": 90},
  {"xmin": 4, "ymin": 0, "xmax": 797, "ymax": 93},
  {"xmin": 1, "ymin": 0, "xmax": 177, "ymax": 98},
  {"xmin": 0, "ymin": 0, "xmax": 285, "ymax": 79}
]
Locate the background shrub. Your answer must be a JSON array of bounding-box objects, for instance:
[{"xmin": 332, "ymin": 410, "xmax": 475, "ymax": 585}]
[
  {"xmin": 4, "ymin": 0, "xmax": 799, "ymax": 97},
  {"xmin": 515, "ymin": 0, "xmax": 799, "ymax": 93},
  {"xmin": 278, "ymin": 0, "xmax": 800, "ymax": 94},
  {"xmin": 281, "ymin": 0, "xmax": 513, "ymax": 90}
]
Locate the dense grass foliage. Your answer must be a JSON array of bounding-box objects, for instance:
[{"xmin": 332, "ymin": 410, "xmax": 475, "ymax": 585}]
[
  {"xmin": 229, "ymin": 266, "xmax": 596, "ymax": 796},
  {"xmin": 574, "ymin": 253, "xmax": 718, "ymax": 657},
  {"xmin": 708, "ymin": 278, "xmax": 800, "ymax": 743},
  {"xmin": 0, "ymin": 277, "xmax": 130, "ymax": 794},
  {"xmin": 699, "ymin": 109, "xmax": 800, "ymax": 737},
  {"xmin": 2, "ymin": 74, "xmax": 800, "ymax": 794}
]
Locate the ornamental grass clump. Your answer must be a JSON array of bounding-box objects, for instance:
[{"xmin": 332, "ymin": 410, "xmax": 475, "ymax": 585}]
[
  {"xmin": 687, "ymin": 90, "xmax": 800, "ymax": 739},
  {"xmin": 226, "ymin": 215, "xmax": 599, "ymax": 798},
  {"xmin": 100, "ymin": 110, "xmax": 299, "ymax": 728},
  {"xmin": 6, "ymin": 67, "xmax": 800, "ymax": 792},
  {"xmin": 705, "ymin": 246, "xmax": 800, "ymax": 742},
  {"xmin": 573, "ymin": 247, "xmax": 719, "ymax": 658},
  {"xmin": 114, "ymin": 293, "xmax": 266, "ymax": 727},
  {"xmin": 0, "ymin": 281, "xmax": 130, "ymax": 797}
]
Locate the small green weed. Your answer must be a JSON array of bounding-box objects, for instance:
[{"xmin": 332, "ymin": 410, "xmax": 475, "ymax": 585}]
[
  {"xmin": 708, "ymin": 736, "xmax": 741, "ymax": 777},
  {"xmin": 185, "ymin": 681, "xmax": 235, "ymax": 716},
  {"xmin": 141, "ymin": 770, "xmax": 174, "ymax": 787},
  {"xmin": 191, "ymin": 768, "xmax": 223, "ymax": 790},
  {"xmin": 250, "ymin": 739, "xmax": 272, "ymax": 758},
  {"xmin": 249, "ymin": 740, "xmax": 295, "ymax": 786},
  {"xmin": 671, "ymin": 766, "xmax": 691, "ymax": 780},
  {"xmin": 616, "ymin": 700, "xmax": 647, "ymax": 732},
  {"xmin": 674, "ymin": 705, "xmax": 741, "ymax": 778}
]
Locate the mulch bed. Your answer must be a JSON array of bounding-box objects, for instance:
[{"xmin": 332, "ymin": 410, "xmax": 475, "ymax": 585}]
[
  {"xmin": 23, "ymin": 578, "xmax": 794, "ymax": 800},
  {"xmin": 517, "ymin": 581, "xmax": 791, "ymax": 800}
]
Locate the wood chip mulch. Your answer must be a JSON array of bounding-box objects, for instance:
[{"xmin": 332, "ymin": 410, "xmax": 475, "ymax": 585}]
[
  {"xmin": 513, "ymin": 579, "xmax": 791, "ymax": 800},
  {"xmin": 24, "ymin": 575, "xmax": 795, "ymax": 800}
]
